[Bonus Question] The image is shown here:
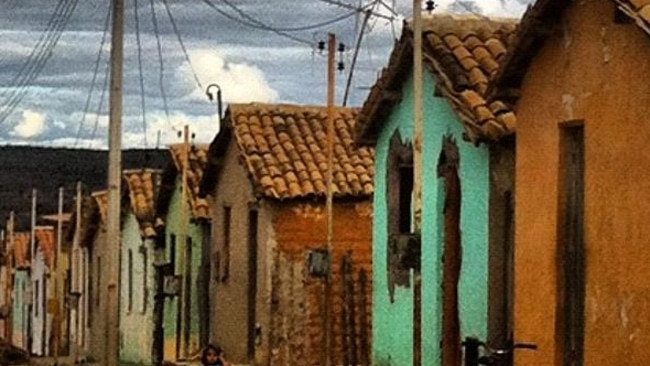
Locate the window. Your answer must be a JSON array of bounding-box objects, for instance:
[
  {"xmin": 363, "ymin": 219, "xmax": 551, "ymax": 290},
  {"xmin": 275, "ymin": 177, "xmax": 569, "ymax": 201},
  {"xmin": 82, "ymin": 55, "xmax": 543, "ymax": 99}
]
[
  {"xmin": 34, "ymin": 280, "xmax": 39, "ymax": 317},
  {"xmin": 247, "ymin": 209, "xmax": 259, "ymax": 359},
  {"xmin": 399, "ymin": 165, "xmax": 414, "ymax": 234},
  {"xmin": 222, "ymin": 206, "xmax": 232, "ymax": 282},
  {"xmin": 169, "ymin": 234, "xmax": 177, "ymax": 271},
  {"xmin": 559, "ymin": 124, "xmax": 585, "ymax": 366},
  {"xmin": 141, "ymin": 245, "xmax": 148, "ymax": 313},
  {"xmin": 128, "ymin": 249, "xmax": 133, "ymax": 313},
  {"xmin": 96, "ymin": 256, "xmax": 101, "ymax": 307}
]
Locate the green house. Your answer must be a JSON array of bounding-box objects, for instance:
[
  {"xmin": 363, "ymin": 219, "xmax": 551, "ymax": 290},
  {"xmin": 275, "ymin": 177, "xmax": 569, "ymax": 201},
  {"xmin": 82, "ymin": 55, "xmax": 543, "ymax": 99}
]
[
  {"xmin": 355, "ymin": 16, "xmax": 517, "ymax": 365},
  {"xmin": 153, "ymin": 144, "xmax": 211, "ymax": 363},
  {"xmin": 119, "ymin": 169, "xmax": 160, "ymax": 364}
]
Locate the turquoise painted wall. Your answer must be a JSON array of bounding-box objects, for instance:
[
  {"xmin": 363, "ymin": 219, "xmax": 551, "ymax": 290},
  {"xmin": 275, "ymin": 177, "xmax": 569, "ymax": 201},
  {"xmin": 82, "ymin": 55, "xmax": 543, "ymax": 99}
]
[
  {"xmin": 119, "ymin": 212, "xmax": 156, "ymax": 364},
  {"xmin": 372, "ymin": 71, "xmax": 490, "ymax": 365},
  {"xmin": 162, "ymin": 178, "xmax": 205, "ymax": 360},
  {"xmin": 11, "ymin": 270, "xmax": 30, "ymax": 350}
]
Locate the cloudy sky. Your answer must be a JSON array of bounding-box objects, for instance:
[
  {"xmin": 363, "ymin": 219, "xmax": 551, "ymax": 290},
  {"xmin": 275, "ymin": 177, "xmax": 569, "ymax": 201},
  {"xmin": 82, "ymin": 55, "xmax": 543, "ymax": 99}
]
[{"xmin": 0, "ymin": 0, "xmax": 531, "ymax": 148}]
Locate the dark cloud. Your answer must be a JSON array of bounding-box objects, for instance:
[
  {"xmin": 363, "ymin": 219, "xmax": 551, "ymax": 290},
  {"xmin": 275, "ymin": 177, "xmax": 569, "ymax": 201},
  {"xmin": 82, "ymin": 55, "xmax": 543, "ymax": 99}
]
[{"xmin": 0, "ymin": 0, "xmax": 530, "ymax": 147}]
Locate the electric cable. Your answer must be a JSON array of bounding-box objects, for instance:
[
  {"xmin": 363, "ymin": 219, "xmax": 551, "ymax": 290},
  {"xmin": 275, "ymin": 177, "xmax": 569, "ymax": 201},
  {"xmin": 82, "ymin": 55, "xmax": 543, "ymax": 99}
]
[
  {"xmin": 0, "ymin": 0, "xmax": 79, "ymax": 125},
  {"xmin": 89, "ymin": 57, "xmax": 110, "ymax": 147},
  {"xmin": 160, "ymin": 0, "xmax": 204, "ymax": 91},
  {"xmin": 199, "ymin": 0, "xmax": 311, "ymax": 45},
  {"xmin": 221, "ymin": 0, "xmax": 359, "ymax": 32},
  {"xmin": 134, "ymin": 0, "xmax": 148, "ymax": 147},
  {"xmin": 74, "ymin": 1, "xmax": 112, "ymax": 147},
  {"xmin": 148, "ymin": 0, "xmax": 174, "ymax": 131}
]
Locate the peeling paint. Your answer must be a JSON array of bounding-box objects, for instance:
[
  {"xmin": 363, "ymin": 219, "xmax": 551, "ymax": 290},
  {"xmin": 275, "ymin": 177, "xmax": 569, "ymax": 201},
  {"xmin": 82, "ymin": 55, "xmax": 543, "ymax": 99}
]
[
  {"xmin": 562, "ymin": 94, "xmax": 576, "ymax": 119},
  {"xmin": 600, "ymin": 26, "xmax": 611, "ymax": 64}
]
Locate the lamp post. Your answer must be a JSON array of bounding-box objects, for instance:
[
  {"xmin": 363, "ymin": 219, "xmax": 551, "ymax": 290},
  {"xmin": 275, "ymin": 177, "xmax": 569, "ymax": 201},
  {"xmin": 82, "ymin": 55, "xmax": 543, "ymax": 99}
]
[{"xmin": 206, "ymin": 84, "xmax": 223, "ymax": 123}]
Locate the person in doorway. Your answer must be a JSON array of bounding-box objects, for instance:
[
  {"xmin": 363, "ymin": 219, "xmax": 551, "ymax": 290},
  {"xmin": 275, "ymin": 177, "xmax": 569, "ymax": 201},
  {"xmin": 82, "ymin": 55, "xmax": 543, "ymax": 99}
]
[{"xmin": 201, "ymin": 344, "xmax": 230, "ymax": 366}]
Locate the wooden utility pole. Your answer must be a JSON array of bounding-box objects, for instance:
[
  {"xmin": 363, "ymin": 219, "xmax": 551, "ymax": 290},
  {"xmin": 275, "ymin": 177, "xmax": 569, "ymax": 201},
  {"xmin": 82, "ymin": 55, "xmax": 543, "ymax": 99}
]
[
  {"xmin": 105, "ymin": 0, "xmax": 124, "ymax": 364},
  {"xmin": 412, "ymin": 1, "xmax": 423, "ymax": 366},
  {"xmin": 52, "ymin": 186, "xmax": 64, "ymax": 363},
  {"xmin": 7, "ymin": 211, "xmax": 15, "ymax": 341},
  {"xmin": 324, "ymin": 32, "xmax": 336, "ymax": 366},
  {"xmin": 71, "ymin": 182, "xmax": 82, "ymax": 363},
  {"xmin": 178, "ymin": 124, "xmax": 190, "ymax": 360}
]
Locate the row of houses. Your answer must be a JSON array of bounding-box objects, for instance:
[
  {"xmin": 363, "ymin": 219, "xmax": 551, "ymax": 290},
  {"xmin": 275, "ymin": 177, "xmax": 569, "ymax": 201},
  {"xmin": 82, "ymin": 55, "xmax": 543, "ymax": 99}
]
[{"xmin": 2, "ymin": 0, "xmax": 650, "ymax": 364}]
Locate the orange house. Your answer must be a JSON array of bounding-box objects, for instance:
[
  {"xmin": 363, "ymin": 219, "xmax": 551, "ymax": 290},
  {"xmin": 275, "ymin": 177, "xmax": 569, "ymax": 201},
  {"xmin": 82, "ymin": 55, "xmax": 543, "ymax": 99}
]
[
  {"xmin": 489, "ymin": 0, "xmax": 650, "ymax": 364},
  {"xmin": 200, "ymin": 103, "xmax": 374, "ymax": 366}
]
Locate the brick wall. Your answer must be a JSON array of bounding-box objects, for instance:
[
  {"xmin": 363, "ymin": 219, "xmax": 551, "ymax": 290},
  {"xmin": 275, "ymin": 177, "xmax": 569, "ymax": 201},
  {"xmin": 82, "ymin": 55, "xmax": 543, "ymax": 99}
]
[{"xmin": 269, "ymin": 200, "xmax": 372, "ymax": 366}]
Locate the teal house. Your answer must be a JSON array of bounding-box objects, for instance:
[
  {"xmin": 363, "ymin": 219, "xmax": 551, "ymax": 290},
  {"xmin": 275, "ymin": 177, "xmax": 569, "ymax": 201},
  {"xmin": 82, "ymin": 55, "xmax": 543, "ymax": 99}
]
[
  {"xmin": 354, "ymin": 15, "xmax": 518, "ymax": 365},
  {"xmin": 119, "ymin": 169, "xmax": 160, "ymax": 364},
  {"xmin": 153, "ymin": 144, "xmax": 211, "ymax": 363},
  {"xmin": 10, "ymin": 232, "xmax": 31, "ymax": 351}
]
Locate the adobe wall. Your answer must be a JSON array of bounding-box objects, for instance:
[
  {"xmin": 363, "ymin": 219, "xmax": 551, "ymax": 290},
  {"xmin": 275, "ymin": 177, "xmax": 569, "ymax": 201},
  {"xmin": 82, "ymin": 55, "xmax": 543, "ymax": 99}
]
[{"xmin": 514, "ymin": 1, "xmax": 650, "ymax": 364}]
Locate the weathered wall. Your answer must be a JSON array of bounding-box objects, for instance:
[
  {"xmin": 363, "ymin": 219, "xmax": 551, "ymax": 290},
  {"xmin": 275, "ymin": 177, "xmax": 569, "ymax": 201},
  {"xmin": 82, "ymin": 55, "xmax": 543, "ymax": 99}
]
[
  {"xmin": 162, "ymin": 180, "xmax": 205, "ymax": 361},
  {"xmin": 31, "ymin": 250, "xmax": 50, "ymax": 356},
  {"xmin": 207, "ymin": 140, "xmax": 267, "ymax": 365},
  {"xmin": 87, "ymin": 229, "xmax": 107, "ymax": 362},
  {"xmin": 12, "ymin": 270, "xmax": 30, "ymax": 350},
  {"xmin": 372, "ymin": 71, "xmax": 490, "ymax": 365},
  {"xmin": 269, "ymin": 200, "xmax": 373, "ymax": 366},
  {"xmin": 119, "ymin": 213, "xmax": 155, "ymax": 364},
  {"xmin": 513, "ymin": 1, "xmax": 650, "ymax": 364}
]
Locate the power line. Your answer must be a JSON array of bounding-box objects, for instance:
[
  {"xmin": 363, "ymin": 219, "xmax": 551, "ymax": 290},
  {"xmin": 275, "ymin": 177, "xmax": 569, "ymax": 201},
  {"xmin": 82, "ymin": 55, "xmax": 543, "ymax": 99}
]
[
  {"xmin": 148, "ymin": 0, "xmax": 174, "ymax": 131},
  {"xmin": 317, "ymin": 0, "xmax": 396, "ymax": 21},
  {"xmin": 134, "ymin": 0, "xmax": 148, "ymax": 148},
  {"xmin": 0, "ymin": 0, "xmax": 79, "ymax": 126},
  {"xmin": 89, "ymin": 56, "xmax": 111, "ymax": 147},
  {"xmin": 0, "ymin": 0, "xmax": 66, "ymax": 99},
  {"xmin": 221, "ymin": 0, "xmax": 359, "ymax": 32},
  {"xmin": 200, "ymin": 0, "xmax": 311, "ymax": 45},
  {"xmin": 160, "ymin": 0, "xmax": 204, "ymax": 91},
  {"xmin": 74, "ymin": 1, "xmax": 112, "ymax": 147}
]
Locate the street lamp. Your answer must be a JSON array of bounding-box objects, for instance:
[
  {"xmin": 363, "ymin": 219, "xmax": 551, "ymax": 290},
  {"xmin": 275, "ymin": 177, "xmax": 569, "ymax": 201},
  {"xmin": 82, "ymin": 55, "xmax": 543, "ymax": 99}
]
[{"xmin": 205, "ymin": 84, "xmax": 223, "ymax": 124}]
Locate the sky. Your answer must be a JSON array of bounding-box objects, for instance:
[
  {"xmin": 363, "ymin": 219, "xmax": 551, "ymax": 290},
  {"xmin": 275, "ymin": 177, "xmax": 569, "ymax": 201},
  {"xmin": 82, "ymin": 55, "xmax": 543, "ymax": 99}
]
[{"xmin": 0, "ymin": 0, "xmax": 532, "ymax": 149}]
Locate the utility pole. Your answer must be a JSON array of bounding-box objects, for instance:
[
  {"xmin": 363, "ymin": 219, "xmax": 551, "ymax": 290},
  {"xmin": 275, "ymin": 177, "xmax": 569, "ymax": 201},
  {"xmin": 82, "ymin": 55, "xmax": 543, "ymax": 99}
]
[
  {"xmin": 53, "ymin": 186, "xmax": 63, "ymax": 364},
  {"xmin": 343, "ymin": 10, "xmax": 371, "ymax": 107},
  {"xmin": 29, "ymin": 188, "xmax": 36, "ymax": 352},
  {"xmin": 178, "ymin": 124, "xmax": 190, "ymax": 360},
  {"xmin": 7, "ymin": 211, "xmax": 14, "ymax": 341},
  {"xmin": 324, "ymin": 32, "xmax": 336, "ymax": 366},
  {"xmin": 412, "ymin": 1, "xmax": 423, "ymax": 366},
  {"xmin": 105, "ymin": 0, "xmax": 124, "ymax": 364},
  {"xmin": 71, "ymin": 181, "xmax": 82, "ymax": 363}
]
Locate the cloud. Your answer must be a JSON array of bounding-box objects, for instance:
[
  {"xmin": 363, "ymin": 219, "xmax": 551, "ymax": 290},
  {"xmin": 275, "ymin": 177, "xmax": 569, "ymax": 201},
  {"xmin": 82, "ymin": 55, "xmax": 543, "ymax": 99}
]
[
  {"xmin": 11, "ymin": 110, "xmax": 46, "ymax": 138},
  {"xmin": 179, "ymin": 49, "xmax": 279, "ymax": 104}
]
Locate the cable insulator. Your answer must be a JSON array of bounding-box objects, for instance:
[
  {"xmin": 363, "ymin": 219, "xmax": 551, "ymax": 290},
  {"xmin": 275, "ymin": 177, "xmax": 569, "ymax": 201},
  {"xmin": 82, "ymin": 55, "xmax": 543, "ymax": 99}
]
[
  {"xmin": 318, "ymin": 40, "xmax": 326, "ymax": 53},
  {"xmin": 338, "ymin": 42, "xmax": 345, "ymax": 53},
  {"xmin": 337, "ymin": 61, "xmax": 345, "ymax": 72},
  {"xmin": 426, "ymin": 0, "xmax": 437, "ymax": 13}
]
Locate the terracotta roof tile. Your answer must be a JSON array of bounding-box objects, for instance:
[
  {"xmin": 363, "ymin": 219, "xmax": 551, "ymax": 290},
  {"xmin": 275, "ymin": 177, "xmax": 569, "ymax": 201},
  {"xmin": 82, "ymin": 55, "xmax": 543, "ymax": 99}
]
[
  {"xmin": 357, "ymin": 15, "xmax": 518, "ymax": 143},
  {"xmin": 123, "ymin": 169, "xmax": 161, "ymax": 238},
  {"xmin": 11, "ymin": 232, "xmax": 31, "ymax": 268},
  {"xmin": 169, "ymin": 143, "xmax": 211, "ymax": 220},
  {"xmin": 490, "ymin": 0, "xmax": 650, "ymax": 104},
  {"xmin": 92, "ymin": 190, "xmax": 108, "ymax": 225},
  {"xmin": 34, "ymin": 226, "xmax": 56, "ymax": 267},
  {"xmin": 227, "ymin": 103, "xmax": 375, "ymax": 199}
]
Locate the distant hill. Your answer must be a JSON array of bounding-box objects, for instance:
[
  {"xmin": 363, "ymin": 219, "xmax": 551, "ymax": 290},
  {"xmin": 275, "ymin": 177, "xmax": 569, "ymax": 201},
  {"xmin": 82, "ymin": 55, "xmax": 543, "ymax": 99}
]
[{"xmin": 0, "ymin": 146, "xmax": 171, "ymax": 231}]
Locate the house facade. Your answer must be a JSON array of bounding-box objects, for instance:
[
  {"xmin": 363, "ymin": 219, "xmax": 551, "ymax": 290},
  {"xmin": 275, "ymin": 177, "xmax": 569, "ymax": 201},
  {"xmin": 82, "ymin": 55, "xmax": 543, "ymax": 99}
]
[
  {"xmin": 200, "ymin": 103, "xmax": 374, "ymax": 366},
  {"xmin": 119, "ymin": 169, "xmax": 160, "ymax": 364},
  {"xmin": 154, "ymin": 144, "xmax": 211, "ymax": 363},
  {"xmin": 355, "ymin": 16, "xmax": 517, "ymax": 365},
  {"xmin": 10, "ymin": 232, "xmax": 31, "ymax": 351},
  {"xmin": 487, "ymin": 0, "xmax": 650, "ymax": 364},
  {"xmin": 85, "ymin": 191, "xmax": 109, "ymax": 363},
  {"xmin": 31, "ymin": 226, "xmax": 56, "ymax": 357}
]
